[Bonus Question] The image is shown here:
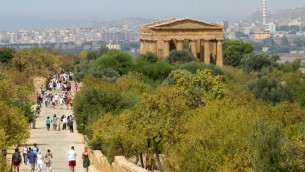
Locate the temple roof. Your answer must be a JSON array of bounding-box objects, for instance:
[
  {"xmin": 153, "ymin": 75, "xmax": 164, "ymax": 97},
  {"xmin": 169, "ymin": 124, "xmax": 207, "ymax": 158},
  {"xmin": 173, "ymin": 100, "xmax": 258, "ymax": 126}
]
[{"xmin": 140, "ymin": 18, "xmax": 223, "ymax": 30}]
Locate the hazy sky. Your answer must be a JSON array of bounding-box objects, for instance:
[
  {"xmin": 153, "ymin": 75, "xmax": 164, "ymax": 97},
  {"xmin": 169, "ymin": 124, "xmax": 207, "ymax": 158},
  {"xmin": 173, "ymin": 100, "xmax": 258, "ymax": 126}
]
[{"xmin": 1, "ymin": 0, "xmax": 304, "ymax": 30}]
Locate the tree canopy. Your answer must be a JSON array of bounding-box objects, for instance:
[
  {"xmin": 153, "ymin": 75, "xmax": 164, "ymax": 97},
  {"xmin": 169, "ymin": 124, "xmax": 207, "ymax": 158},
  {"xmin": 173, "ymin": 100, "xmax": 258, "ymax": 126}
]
[
  {"xmin": 12, "ymin": 47, "xmax": 62, "ymax": 76},
  {"xmin": 223, "ymin": 40, "xmax": 253, "ymax": 67},
  {"xmin": 69, "ymin": 46, "xmax": 305, "ymax": 171}
]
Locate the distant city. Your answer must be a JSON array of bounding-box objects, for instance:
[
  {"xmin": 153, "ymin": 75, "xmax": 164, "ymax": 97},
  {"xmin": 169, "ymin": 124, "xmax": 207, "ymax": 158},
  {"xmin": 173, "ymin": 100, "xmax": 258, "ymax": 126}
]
[
  {"xmin": 1, "ymin": 6, "xmax": 305, "ymax": 56},
  {"xmin": 0, "ymin": 26, "xmax": 138, "ymax": 44}
]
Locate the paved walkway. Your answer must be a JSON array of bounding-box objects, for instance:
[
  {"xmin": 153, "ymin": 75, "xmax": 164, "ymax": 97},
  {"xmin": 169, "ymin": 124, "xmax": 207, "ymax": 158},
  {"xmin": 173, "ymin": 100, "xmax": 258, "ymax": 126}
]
[{"xmin": 17, "ymin": 90, "xmax": 101, "ymax": 171}]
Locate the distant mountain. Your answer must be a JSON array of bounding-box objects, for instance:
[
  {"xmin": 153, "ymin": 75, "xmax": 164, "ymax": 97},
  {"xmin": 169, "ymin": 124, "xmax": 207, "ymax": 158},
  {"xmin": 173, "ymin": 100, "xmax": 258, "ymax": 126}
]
[
  {"xmin": 89, "ymin": 18, "xmax": 154, "ymax": 30},
  {"xmin": 244, "ymin": 7, "xmax": 305, "ymax": 23}
]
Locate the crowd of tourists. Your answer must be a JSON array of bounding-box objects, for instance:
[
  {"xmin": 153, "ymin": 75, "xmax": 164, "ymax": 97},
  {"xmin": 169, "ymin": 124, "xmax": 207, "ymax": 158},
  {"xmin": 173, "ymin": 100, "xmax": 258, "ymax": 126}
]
[
  {"xmin": 12, "ymin": 144, "xmax": 90, "ymax": 172},
  {"xmin": 46, "ymin": 114, "xmax": 74, "ymax": 133},
  {"xmin": 11, "ymin": 72, "xmax": 91, "ymax": 172}
]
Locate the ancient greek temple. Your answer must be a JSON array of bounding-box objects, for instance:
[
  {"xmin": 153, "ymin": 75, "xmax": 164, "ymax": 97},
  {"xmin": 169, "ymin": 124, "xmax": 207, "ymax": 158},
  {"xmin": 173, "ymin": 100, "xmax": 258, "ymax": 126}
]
[{"xmin": 139, "ymin": 18, "xmax": 224, "ymax": 67}]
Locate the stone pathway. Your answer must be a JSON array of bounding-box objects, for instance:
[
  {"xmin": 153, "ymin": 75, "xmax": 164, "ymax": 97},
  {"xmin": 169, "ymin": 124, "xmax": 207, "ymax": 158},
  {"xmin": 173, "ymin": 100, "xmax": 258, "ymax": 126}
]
[{"xmin": 17, "ymin": 90, "xmax": 101, "ymax": 171}]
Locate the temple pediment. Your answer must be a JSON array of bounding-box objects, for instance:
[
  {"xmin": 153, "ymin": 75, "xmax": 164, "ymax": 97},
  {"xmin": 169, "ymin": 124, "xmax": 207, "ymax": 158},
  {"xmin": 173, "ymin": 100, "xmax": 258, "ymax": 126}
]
[{"xmin": 147, "ymin": 18, "xmax": 222, "ymax": 30}]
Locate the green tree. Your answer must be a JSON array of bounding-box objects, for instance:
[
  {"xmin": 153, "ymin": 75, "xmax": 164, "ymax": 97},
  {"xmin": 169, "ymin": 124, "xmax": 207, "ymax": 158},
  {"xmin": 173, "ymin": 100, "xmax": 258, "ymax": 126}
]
[
  {"xmin": 115, "ymin": 72, "xmax": 151, "ymax": 95},
  {"xmin": 235, "ymin": 31, "xmax": 246, "ymax": 39},
  {"xmin": 276, "ymin": 25, "xmax": 289, "ymax": 31},
  {"xmin": 86, "ymin": 47, "xmax": 109, "ymax": 61},
  {"xmin": 263, "ymin": 37, "xmax": 275, "ymax": 47},
  {"xmin": 164, "ymin": 69, "xmax": 226, "ymax": 108},
  {"xmin": 279, "ymin": 72, "xmax": 305, "ymax": 107},
  {"xmin": 252, "ymin": 42, "xmax": 264, "ymax": 52},
  {"xmin": 93, "ymin": 50, "xmax": 134, "ymax": 75},
  {"xmin": 281, "ymin": 36, "xmax": 289, "ymax": 46},
  {"xmin": 179, "ymin": 61, "xmax": 224, "ymax": 75},
  {"xmin": 120, "ymin": 41, "xmax": 140, "ymax": 51},
  {"xmin": 290, "ymin": 25, "xmax": 301, "ymax": 32},
  {"xmin": 293, "ymin": 37, "xmax": 305, "ymax": 48},
  {"xmin": 131, "ymin": 87, "xmax": 189, "ymax": 171},
  {"xmin": 248, "ymin": 76, "xmax": 292, "ymax": 103},
  {"xmin": 137, "ymin": 52, "xmax": 159, "ymax": 63},
  {"xmin": 223, "ymin": 40, "xmax": 253, "ymax": 67},
  {"xmin": 165, "ymin": 93, "xmax": 258, "ymax": 172},
  {"xmin": 279, "ymin": 60, "xmax": 300, "ymax": 73},
  {"xmin": 12, "ymin": 47, "xmax": 62, "ymax": 75},
  {"xmin": 166, "ymin": 49, "xmax": 197, "ymax": 66},
  {"xmin": 73, "ymin": 76, "xmax": 127, "ymax": 135},
  {"xmin": 134, "ymin": 57, "xmax": 175, "ymax": 83},
  {"xmin": 0, "ymin": 47, "xmax": 16, "ymax": 63},
  {"xmin": 251, "ymin": 122, "xmax": 285, "ymax": 172},
  {"xmin": 240, "ymin": 53, "xmax": 273, "ymax": 73}
]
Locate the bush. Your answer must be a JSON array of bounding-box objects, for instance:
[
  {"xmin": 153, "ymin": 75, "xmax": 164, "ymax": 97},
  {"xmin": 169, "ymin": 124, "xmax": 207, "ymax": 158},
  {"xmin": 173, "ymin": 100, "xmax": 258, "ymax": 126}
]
[
  {"xmin": 179, "ymin": 61, "xmax": 224, "ymax": 75},
  {"xmin": 73, "ymin": 77, "xmax": 128, "ymax": 135},
  {"xmin": 251, "ymin": 122, "xmax": 285, "ymax": 172},
  {"xmin": 167, "ymin": 49, "xmax": 197, "ymax": 66},
  {"xmin": 223, "ymin": 40, "xmax": 253, "ymax": 67},
  {"xmin": 248, "ymin": 76, "xmax": 292, "ymax": 103},
  {"xmin": 134, "ymin": 58, "xmax": 175, "ymax": 82},
  {"xmin": 93, "ymin": 50, "xmax": 134, "ymax": 75},
  {"xmin": 240, "ymin": 53, "xmax": 274, "ymax": 73},
  {"xmin": 137, "ymin": 52, "xmax": 159, "ymax": 63}
]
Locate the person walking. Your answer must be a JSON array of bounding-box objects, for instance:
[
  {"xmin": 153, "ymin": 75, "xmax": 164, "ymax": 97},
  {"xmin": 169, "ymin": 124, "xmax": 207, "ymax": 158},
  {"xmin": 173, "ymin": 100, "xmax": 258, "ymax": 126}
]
[
  {"xmin": 32, "ymin": 143, "xmax": 39, "ymax": 154},
  {"xmin": 46, "ymin": 117, "xmax": 51, "ymax": 131},
  {"xmin": 32, "ymin": 114, "xmax": 37, "ymax": 129},
  {"xmin": 28, "ymin": 147, "xmax": 37, "ymax": 172},
  {"xmin": 54, "ymin": 94, "xmax": 59, "ymax": 105},
  {"xmin": 82, "ymin": 146, "xmax": 91, "ymax": 172},
  {"xmin": 75, "ymin": 82, "xmax": 79, "ymax": 92},
  {"xmin": 37, "ymin": 151, "xmax": 44, "ymax": 172},
  {"xmin": 69, "ymin": 118, "xmax": 74, "ymax": 133},
  {"xmin": 52, "ymin": 114, "xmax": 57, "ymax": 130},
  {"xmin": 67, "ymin": 146, "xmax": 77, "ymax": 172},
  {"xmin": 45, "ymin": 149, "xmax": 53, "ymax": 172},
  {"xmin": 45, "ymin": 96, "xmax": 50, "ymax": 108},
  {"xmin": 11, "ymin": 148, "xmax": 21, "ymax": 172},
  {"xmin": 36, "ymin": 105, "xmax": 41, "ymax": 116},
  {"xmin": 56, "ymin": 118, "xmax": 62, "ymax": 131},
  {"xmin": 22, "ymin": 144, "xmax": 28, "ymax": 165},
  {"xmin": 62, "ymin": 115, "xmax": 67, "ymax": 130},
  {"xmin": 59, "ymin": 96, "xmax": 64, "ymax": 109}
]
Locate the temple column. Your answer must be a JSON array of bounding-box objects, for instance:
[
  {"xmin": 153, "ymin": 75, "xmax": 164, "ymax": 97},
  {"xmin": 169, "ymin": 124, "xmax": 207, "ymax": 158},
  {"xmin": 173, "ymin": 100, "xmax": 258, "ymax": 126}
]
[
  {"xmin": 190, "ymin": 39, "xmax": 197, "ymax": 57},
  {"xmin": 143, "ymin": 41, "xmax": 148, "ymax": 54},
  {"xmin": 151, "ymin": 40, "xmax": 157, "ymax": 54},
  {"xmin": 204, "ymin": 40, "xmax": 211, "ymax": 64},
  {"xmin": 163, "ymin": 40, "xmax": 170, "ymax": 58},
  {"xmin": 216, "ymin": 40, "xmax": 223, "ymax": 67},
  {"xmin": 176, "ymin": 39, "xmax": 184, "ymax": 50},
  {"xmin": 140, "ymin": 40, "xmax": 145, "ymax": 54},
  {"xmin": 200, "ymin": 40, "xmax": 204, "ymax": 62}
]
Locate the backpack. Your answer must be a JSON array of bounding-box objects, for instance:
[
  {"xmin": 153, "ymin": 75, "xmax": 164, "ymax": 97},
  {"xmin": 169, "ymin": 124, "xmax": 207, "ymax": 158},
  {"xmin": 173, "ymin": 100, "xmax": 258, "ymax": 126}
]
[
  {"xmin": 13, "ymin": 152, "xmax": 21, "ymax": 163},
  {"xmin": 68, "ymin": 120, "xmax": 73, "ymax": 126}
]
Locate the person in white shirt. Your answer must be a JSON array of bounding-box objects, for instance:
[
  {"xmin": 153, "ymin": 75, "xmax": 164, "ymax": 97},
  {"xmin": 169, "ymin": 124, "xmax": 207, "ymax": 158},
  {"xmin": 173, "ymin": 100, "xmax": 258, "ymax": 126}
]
[
  {"xmin": 37, "ymin": 151, "xmax": 44, "ymax": 172},
  {"xmin": 23, "ymin": 144, "xmax": 28, "ymax": 165},
  {"xmin": 57, "ymin": 82, "xmax": 61, "ymax": 91},
  {"xmin": 48, "ymin": 82, "xmax": 53, "ymax": 91},
  {"xmin": 67, "ymin": 146, "xmax": 77, "ymax": 172},
  {"xmin": 62, "ymin": 115, "xmax": 67, "ymax": 130},
  {"xmin": 59, "ymin": 96, "xmax": 64, "ymax": 109},
  {"xmin": 54, "ymin": 94, "xmax": 59, "ymax": 105}
]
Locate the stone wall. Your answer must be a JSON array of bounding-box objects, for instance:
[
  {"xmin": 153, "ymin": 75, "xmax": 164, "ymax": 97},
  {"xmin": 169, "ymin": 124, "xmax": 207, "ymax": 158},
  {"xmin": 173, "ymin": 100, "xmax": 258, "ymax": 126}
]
[{"xmin": 91, "ymin": 150, "xmax": 148, "ymax": 172}]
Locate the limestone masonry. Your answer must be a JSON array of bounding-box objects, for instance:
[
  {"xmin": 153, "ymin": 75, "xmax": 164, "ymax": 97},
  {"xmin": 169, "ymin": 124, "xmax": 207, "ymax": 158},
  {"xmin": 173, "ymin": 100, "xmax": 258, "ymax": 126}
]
[{"xmin": 140, "ymin": 18, "xmax": 224, "ymax": 67}]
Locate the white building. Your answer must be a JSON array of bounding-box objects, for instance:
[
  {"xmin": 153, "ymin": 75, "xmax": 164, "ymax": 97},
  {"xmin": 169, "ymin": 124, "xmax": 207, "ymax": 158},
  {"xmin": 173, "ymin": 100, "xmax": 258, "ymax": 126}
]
[
  {"xmin": 106, "ymin": 43, "xmax": 121, "ymax": 50},
  {"xmin": 265, "ymin": 22, "xmax": 276, "ymax": 32}
]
